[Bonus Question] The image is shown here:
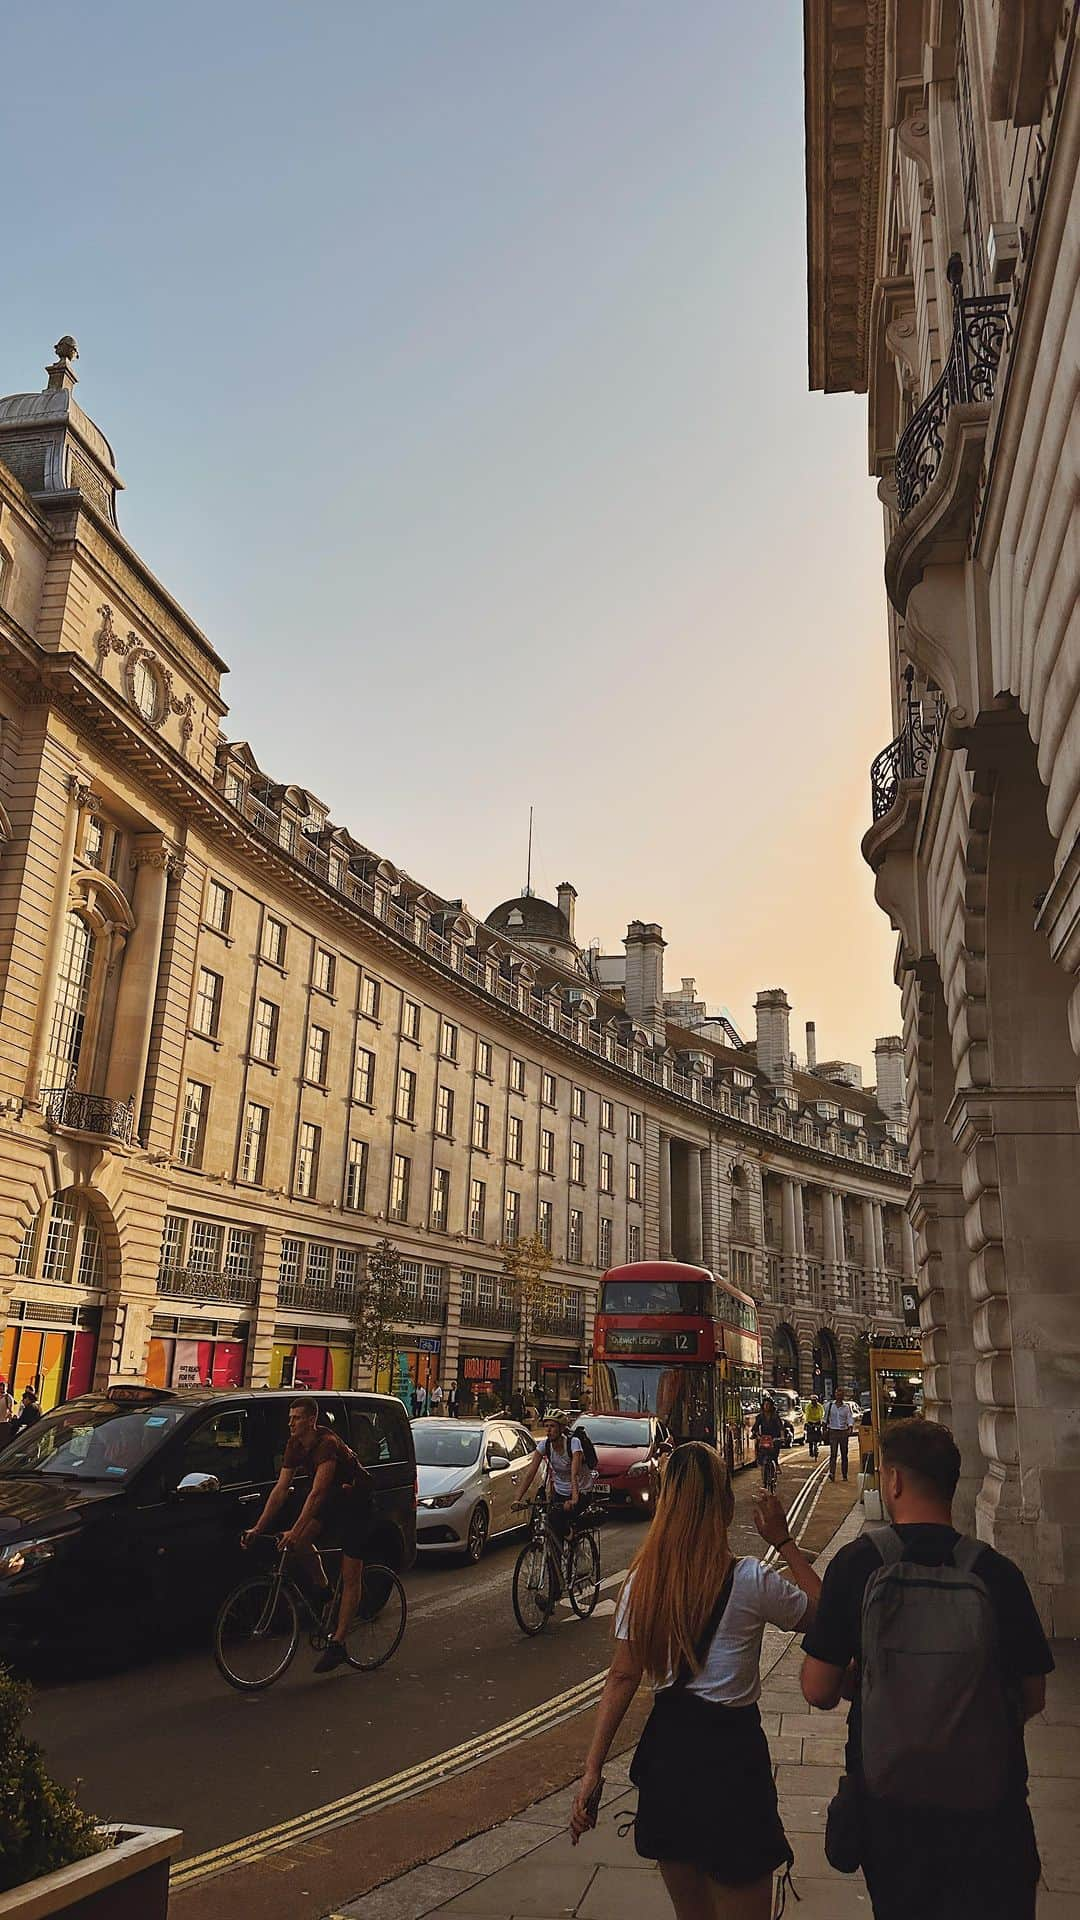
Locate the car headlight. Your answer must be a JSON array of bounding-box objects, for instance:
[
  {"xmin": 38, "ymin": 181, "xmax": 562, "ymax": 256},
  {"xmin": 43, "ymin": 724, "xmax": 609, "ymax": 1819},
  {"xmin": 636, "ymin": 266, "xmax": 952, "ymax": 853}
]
[
  {"xmin": 0, "ymin": 1538, "xmax": 56, "ymax": 1578},
  {"xmin": 626, "ymin": 1462, "xmax": 650, "ymax": 1476},
  {"xmin": 418, "ymin": 1492, "xmax": 460, "ymax": 1510}
]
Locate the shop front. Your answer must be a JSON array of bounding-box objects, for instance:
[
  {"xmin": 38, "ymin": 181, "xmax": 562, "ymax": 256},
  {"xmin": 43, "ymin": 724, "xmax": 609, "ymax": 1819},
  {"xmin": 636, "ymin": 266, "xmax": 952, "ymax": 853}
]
[
  {"xmin": 534, "ymin": 1349, "xmax": 585, "ymax": 1412},
  {"xmin": 457, "ymin": 1348, "xmax": 513, "ymax": 1414},
  {"xmin": 376, "ymin": 1335, "xmax": 442, "ymax": 1413},
  {"xmin": 148, "ymin": 1315, "xmax": 249, "ymax": 1390},
  {"xmin": 0, "ymin": 1300, "xmax": 99, "ymax": 1410},
  {"xmin": 269, "ymin": 1323, "xmax": 353, "ymax": 1391}
]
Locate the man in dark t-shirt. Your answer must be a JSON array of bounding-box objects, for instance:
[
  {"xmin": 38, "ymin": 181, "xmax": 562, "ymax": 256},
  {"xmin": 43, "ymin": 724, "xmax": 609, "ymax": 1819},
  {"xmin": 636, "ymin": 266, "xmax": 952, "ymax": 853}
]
[
  {"xmin": 801, "ymin": 1419, "xmax": 1052, "ymax": 1920},
  {"xmin": 243, "ymin": 1397, "xmax": 374, "ymax": 1672}
]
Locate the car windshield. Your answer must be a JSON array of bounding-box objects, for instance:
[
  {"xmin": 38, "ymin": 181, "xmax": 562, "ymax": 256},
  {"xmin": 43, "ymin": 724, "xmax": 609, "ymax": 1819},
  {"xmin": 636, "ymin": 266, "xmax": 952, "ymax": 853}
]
[
  {"xmin": 580, "ymin": 1417, "xmax": 651, "ymax": 1448},
  {"xmin": 0, "ymin": 1400, "xmax": 187, "ymax": 1481},
  {"xmin": 412, "ymin": 1426, "xmax": 483, "ymax": 1469}
]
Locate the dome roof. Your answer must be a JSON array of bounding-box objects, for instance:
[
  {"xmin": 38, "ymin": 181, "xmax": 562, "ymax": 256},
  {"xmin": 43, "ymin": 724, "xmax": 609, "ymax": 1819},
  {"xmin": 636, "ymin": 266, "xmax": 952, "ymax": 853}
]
[
  {"xmin": 486, "ymin": 894, "xmax": 573, "ymax": 941},
  {"xmin": 0, "ymin": 339, "xmax": 124, "ymax": 526}
]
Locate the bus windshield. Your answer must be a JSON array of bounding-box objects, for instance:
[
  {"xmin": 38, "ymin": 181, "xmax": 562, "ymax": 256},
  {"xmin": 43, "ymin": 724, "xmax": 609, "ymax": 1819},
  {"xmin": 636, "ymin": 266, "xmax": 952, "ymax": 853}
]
[
  {"xmin": 591, "ymin": 1361, "xmax": 715, "ymax": 1443},
  {"xmin": 599, "ymin": 1279, "xmax": 713, "ymax": 1316}
]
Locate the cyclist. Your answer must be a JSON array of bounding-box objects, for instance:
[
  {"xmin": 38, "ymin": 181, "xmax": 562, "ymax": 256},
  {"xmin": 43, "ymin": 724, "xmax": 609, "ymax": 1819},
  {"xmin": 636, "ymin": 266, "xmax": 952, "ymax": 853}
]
[
  {"xmin": 751, "ymin": 1396, "xmax": 784, "ymax": 1491},
  {"xmin": 515, "ymin": 1415, "xmax": 596, "ymax": 1553},
  {"xmin": 242, "ymin": 1397, "xmax": 374, "ymax": 1673},
  {"xmin": 804, "ymin": 1392, "xmax": 826, "ymax": 1461}
]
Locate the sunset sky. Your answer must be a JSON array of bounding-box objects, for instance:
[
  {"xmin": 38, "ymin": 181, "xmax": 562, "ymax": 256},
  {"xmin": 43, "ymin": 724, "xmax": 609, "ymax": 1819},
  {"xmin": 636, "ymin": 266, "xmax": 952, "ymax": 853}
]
[{"xmin": 5, "ymin": 0, "xmax": 900, "ymax": 1077}]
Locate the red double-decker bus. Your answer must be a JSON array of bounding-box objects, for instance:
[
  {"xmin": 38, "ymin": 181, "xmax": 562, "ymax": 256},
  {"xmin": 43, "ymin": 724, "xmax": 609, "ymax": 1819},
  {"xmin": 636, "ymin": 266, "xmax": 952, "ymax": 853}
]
[{"xmin": 591, "ymin": 1261, "xmax": 763, "ymax": 1472}]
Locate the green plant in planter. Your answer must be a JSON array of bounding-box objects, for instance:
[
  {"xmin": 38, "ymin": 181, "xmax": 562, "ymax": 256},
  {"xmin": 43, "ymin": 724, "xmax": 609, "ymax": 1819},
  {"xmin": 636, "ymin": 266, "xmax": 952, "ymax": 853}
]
[{"xmin": 0, "ymin": 1666, "xmax": 104, "ymax": 1891}]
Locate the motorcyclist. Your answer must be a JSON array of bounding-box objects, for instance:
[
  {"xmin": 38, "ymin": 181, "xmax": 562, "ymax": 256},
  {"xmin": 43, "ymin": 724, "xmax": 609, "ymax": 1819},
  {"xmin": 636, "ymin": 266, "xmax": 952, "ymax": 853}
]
[{"xmin": 751, "ymin": 1395, "xmax": 784, "ymax": 1486}]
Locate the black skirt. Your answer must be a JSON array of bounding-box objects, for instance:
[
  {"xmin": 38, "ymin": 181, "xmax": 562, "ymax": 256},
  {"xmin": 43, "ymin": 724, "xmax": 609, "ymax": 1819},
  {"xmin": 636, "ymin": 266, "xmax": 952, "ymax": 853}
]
[{"xmin": 629, "ymin": 1686, "xmax": 792, "ymax": 1887}]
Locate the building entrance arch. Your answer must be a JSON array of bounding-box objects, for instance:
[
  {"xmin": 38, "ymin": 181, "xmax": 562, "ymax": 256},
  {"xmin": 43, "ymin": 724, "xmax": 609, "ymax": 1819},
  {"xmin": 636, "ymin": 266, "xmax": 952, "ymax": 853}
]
[
  {"xmin": 772, "ymin": 1322, "xmax": 800, "ymax": 1393},
  {"xmin": 813, "ymin": 1327, "xmax": 838, "ymax": 1399}
]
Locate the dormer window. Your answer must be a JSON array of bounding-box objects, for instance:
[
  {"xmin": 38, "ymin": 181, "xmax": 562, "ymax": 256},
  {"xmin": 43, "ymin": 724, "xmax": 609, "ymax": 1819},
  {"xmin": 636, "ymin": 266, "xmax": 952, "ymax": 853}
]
[{"xmin": 733, "ymin": 1069, "xmax": 753, "ymax": 1090}]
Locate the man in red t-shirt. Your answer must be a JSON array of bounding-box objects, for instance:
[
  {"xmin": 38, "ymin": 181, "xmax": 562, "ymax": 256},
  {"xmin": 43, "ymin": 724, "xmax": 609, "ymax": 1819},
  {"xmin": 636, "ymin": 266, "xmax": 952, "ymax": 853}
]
[{"xmin": 243, "ymin": 1397, "xmax": 373, "ymax": 1672}]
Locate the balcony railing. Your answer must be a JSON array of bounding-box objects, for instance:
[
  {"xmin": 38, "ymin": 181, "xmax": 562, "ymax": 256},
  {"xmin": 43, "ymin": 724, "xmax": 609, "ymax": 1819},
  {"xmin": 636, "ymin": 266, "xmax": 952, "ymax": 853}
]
[
  {"xmin": 532, "ymin": 1307, "xmax": 586, "ymax": 1340},
  {"xmin": 870, "ymin": 668, "xmax": 938, "ymax": 821},
  {"xmin": 460, "ymin": 1299, "xmax": 520, "ymax": 1332},
  {"xmin": 158, "ymin": 1265, "xmax": 258, "ymax": 1306},
  {"xmin": 278, "ymin": 1276, "xmax": 362, "ymax": 1315},
  {"xmin": 43, "ymin": 1086, "xmax": 135, "ymax": 1146},
  {"xmin": 895, "ymin": 256, "xmax": 1010, "ymax": 519}
]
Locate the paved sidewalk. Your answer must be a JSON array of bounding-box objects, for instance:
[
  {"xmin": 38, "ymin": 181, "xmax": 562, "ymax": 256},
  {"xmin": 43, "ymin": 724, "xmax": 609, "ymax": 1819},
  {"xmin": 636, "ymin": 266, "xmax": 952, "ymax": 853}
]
[{"xmin": 326, "ymin": 1505, "xmax": 1080, "ymax": 1920}]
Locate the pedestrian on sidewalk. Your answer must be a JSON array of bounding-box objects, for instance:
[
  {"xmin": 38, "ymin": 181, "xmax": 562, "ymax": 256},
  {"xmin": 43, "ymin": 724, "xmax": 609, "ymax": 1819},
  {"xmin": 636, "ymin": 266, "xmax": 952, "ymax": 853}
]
[
  {"xmin": 825, "ymin": 1387, "xmax": 852, "ymax": 1480},
  {"xmin": 570, "ymin": 1442, "xmax": 821, "ymax": 1919},
  {"xmin": 0, "ymin": 1379, "xmax": 14, "ymax": 1453},
  {"xmin": 801, "ymin": 1419, "xmax": 1053, "ymax": 1920}
]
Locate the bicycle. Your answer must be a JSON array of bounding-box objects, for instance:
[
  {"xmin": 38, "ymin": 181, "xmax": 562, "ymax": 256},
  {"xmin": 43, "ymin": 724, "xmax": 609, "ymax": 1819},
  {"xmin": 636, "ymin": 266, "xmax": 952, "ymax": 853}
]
[
  {"xmin": 758, "ymin": 1437, "xmax": 780, "ymax": 1495},
  {"xmin": 511, "ymin": 1494, "xmax": 603, "ymax": 1636},
  {"xmin": 213, "ymin": 1538, "xmax": 406, "ymax": 1691}
]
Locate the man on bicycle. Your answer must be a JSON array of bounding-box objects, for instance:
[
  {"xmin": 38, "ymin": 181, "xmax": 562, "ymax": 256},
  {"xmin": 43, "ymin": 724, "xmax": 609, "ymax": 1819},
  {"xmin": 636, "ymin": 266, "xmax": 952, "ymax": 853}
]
[
  {"xmin": 515, "ymin": 1415, "xmax": 595, "ymax": 1550},
  {"xmin": 804, "ymin": 1392, "xmax": 826, "ymax": 1461},
  {"xmin": 242, "ymin": 1397, "xmax": 373, "ymax": 1673},
  {"xmin": 751, "ymin": 1396, "xmax": 784, "ymax": 1489}
]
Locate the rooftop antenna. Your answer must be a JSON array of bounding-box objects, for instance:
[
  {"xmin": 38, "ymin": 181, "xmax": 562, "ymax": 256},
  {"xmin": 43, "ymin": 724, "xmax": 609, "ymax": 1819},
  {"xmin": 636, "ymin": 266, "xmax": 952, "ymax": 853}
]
[{"xmin": 524, "ymin": 806, "xmax": 534, "ymax": 897}]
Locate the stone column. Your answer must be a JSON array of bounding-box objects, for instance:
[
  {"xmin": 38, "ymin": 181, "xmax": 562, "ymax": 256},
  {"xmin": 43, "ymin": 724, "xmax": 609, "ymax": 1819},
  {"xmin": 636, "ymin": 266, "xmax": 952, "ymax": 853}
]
[
  {"xmin": 781, "ymin": 1177, "xmax": 797, "ymax": 1300},
  {"xmin": 105, "ymin": 837, "xmax": 180, "ymax": 1119},
  {"xmin": 833, "ymin": 1194, "xmax": 850, "ymax": 1308},
  {"xmin": 26, "ymin": 774, "xmax": 93, "ymax": 1101},
  {"xmin": 442, "ymin": 1266, "xmax": 463, "ymax": 1394},
  {"xmin": 658, "ymin": 1131, "xmax": 673, "ymax": 1260},
  {"xmin": 901, "ymin": 1210, "xmax": 917, "ymax": 1278},
  {"xmin": 686, "ymin": 1148, "xmax": 704, "ymax": 1265},
  {"xmin": 250, "ymin": 1227, "xmax": 283, "ymax": 1388},
  {"xmin": 861, "ymin": 1197, "xmax": 877, "ymax": 1313}
]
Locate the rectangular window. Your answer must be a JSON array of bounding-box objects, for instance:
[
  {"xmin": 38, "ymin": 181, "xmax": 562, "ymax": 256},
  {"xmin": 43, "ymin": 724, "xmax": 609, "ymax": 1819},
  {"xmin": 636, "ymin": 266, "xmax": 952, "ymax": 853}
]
[
  {"xmin": 353, "ymin": 1045, "xmax": 376, "ymax": 1106},
  {"xmin": 336, "ymin": 1246, "xmax": 358, "ymax": 1289},
  {"xmin": 77, "ymin": 1218, "xmax": 103, "ymax": 1287},
  {"xmin": 240, "ymin": 1102, "xmax": 268, "ymax": 1183},
  {"xmin": 307, "ymin": 1241, "xmax": 331, "ymax": 1288},
  {"xmin": 188, "ymin": 1219, "xmax": 223, "ymax": 1274},
  {"xmin": 628, "ymin": 1111, "xmax": 642, "ymax": 1143},
  {"xmin": 435, "ymin": 1085, "xmax": 454, "ymax": 1138},
  {"xmin": 279, "ymin": 1238, "xmax": 302, "ymax": 1289},
  {"xmin": 224, "ymin": 771, "xmax": 245, "ymax": 809},
  {"xmin": 278, "ymin": 815, "xmax": 296, "ymax": 855},
  {"xmin": 542, "ymin": 1071, "xmax": 557, "ymax": 1107},
  {"xmin": 262, "ymin": 917, "xmax": 287, "ymax": 967},
  {"xmin": 538, "ymin": 1198, "xmax": 553, "ymax": 1251},
  {"xmin": 473, "ymin": 1100, "xmax": 490, "ymax": 1151},
  {"xmin": 390, "ymin": 1153, "xmax": 411, "ymax": 1222},
  {"xmin": 328, "ymin": 854, "xmax": 345, "ymax": 891},
  {"xmin": 178, "ymin": 1081, "xmax": 209, "ymax": 1167},
  {"xmin": 193, "ymin": 967, "xmax": 222, "ymax": 1038},
  {"xmin": 510, "ymin": 1055, "xmax": 526, "ymax": 1093},
  {"xmin": 628, "ymin": 1222, "xmax": 641, "ymax": 1263},
  {"xmin": 598, "ymin": 1216, "xmax": 613, "ymax": 1267},
  {"xmin": 314, "ymin": 948, "xmax": 336, "ymax": 994},
  {"xmin": 571, "ymin": 1085, "xmax": 586, "ymax": 1121},
  {"xmin": 225, "ymin": 1228, "xmax": 254, "ymax": 1280},
  {"xmin": 477, "ymin": 1038, "xmax": 492, "ymax": 1077},
  {"xmin": 251, "ymin": 997, "xmax": 278, "ymax": 1064},
  {"xmin": 361, "ymin": 975, "xmax": 381, "ymax": 1019},
  {"xmin": 568, "ymin": 1208, "xmax": 583, "ymax": 1262},
  {"xmin": 600, "ymin": 1098, "xmax": 614, "ymax": 1132},
  {"xmin": 469, "ymin": 1178, "xmax": 486, "ymax": 1240},
  {"xmin": 540, "ymin": 1127, "xmax": 555, "ymax": 1174},
  {"xmin": 628, "ymin": 1160, "xmax": 641, "ymax": 1203},
  {"xmin": 41, "ymin": 1199, "xmax": 77, "ymax": 1283},
  {"xmin": 396, "ymin": 1065, "xmax": 416, "ymax": 1122},
  {"xmin": 160, "ymin": 1213, "xmax": 185, "ymax": 1275},
  {"xmin": 305, "ymin": 1024, "xmax": 330, "ymax": 1085},
  {"xmin": 295, "ymin": 1121, "xmax": 321, "ymax": 1198},
  {"xmin": 206, "ymin": 879, "xmax": 232, "ymax": 933},
  {"xmin": 431, "ymin": 1166, "xmax": 450, "ymax": 1232},
  {"xmin": 440, "ymin": 1019, "xmax": 458, "ymax": 1061},
  {"xmin": 570, "ymin": 1139, "xmax": 585, "ymax": 1184},
  {"xmin": 344, "ymin": 1138, "xmax": 368, "ymax": 1210},
  {"xmin": 14, "ymin": 1218, "xmax": 36, "ymax": 1277},
  {"xmin": 600, "ymin": 1150, "xmax": 613, "ymax": 1193},
  {"xmin": 504, "ymin": 1189, "xmax": 520, "ymax": 1245},
  {"xmin": 403, "ymin": 998, "xmax": 421, "ymax": 1042},
  {"xmin": 83, "ymin": 814, "xmax": 105, "ymax": 867},
  {"xmin": 507, "ymin": 1113, "xmax": 524, "ymax": 1163}
]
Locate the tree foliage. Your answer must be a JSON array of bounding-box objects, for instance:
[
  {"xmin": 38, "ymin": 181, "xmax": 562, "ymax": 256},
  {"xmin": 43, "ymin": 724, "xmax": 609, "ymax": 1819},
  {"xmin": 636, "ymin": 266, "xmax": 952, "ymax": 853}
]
[
  {"xmin": 0, "ymin": 1667, "xmax": 104, "ymax": 1891},
  {"xmin": 352, "ymin": 1237, "xmax": 413, "ymax": 1383},
  {"xmin": 500, "ymin": 1232, "xmax": 554, "ymax": 1390}
]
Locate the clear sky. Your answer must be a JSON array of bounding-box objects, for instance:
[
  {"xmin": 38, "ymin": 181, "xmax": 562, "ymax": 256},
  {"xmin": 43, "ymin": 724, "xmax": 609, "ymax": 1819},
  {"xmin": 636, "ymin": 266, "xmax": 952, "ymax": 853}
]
[{"xmin": 4, "ymin": 0, "xmax": 900, "ymax": 1076}]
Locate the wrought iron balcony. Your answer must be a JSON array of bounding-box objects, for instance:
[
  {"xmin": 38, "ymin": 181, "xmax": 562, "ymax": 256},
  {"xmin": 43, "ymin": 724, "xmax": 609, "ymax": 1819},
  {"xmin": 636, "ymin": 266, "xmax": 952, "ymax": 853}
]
[
  {"xmin": 869, "ymin": 669, "xmax": 938, "ymax": 821},
  {"xmin": 278, "ymin": 1276, "xmax": 362, "ymax": 1315},
  {"xmin": 459, "ymin": 1299, "xmax": 520, "ymax": 1333},
  {"xmin": 532, "ymin": 1306, "xmax": 587, "ymax": 1340},
  {"xmin": 43, "ymin": 1086, "xmax": 135, "ymax": 1146},
  {"xmin": 894, "ymin": 257, "xmax": 1010, "ymax": 520},
  {"xmin": 157, "ymin": 1265, "xmax": 258, "ymax": 1306}
]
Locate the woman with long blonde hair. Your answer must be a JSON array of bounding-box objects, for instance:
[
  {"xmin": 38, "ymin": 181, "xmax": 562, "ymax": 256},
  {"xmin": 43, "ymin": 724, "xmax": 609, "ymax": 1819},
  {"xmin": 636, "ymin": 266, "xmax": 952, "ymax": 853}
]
[{"xmin": 570, "ymin": 1443, "xmax": 821, "ymax": 1920}]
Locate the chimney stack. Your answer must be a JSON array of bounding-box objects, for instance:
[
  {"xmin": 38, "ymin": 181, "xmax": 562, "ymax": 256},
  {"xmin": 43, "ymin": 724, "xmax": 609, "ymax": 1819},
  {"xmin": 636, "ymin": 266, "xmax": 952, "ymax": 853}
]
[
  {"xmin": 556, "ymin": 882, "xmax": 577, "ymax": 943},
  {"xmin": 873, "ymin": 1035, "xmax": 906, "ymax": 1126},
  {"xmin": 754, "ymin": 989, "xmax": 793, "ymax": 1089},
  {"xmin": 624, "ymin": 921, "xmax": 667, "ymax": 1044},
  {"xmin": 806, "ymin": 1021, "xmax": 817, "ymax": 1069}
]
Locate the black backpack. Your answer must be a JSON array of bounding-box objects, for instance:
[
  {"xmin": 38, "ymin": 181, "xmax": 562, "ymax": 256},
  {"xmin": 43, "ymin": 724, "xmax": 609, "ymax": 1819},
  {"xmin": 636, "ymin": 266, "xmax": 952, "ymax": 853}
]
[{"xmin": 571, "ymin": 1426, "xmax": 599, "ymax": 1472}]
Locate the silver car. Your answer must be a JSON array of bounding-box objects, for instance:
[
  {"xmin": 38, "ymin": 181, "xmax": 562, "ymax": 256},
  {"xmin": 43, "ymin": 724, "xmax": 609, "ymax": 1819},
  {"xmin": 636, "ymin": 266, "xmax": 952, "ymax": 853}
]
[{"xmin": 413, "ymin": 1417, "xmax": 538, "ymax": 1562}]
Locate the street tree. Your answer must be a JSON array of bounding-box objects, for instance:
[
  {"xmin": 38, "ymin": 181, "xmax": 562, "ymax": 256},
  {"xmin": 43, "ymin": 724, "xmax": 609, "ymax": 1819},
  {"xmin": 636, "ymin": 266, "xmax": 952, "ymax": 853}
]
[
  {"xmin": 499, "ymin": 1230, "xmax": 553, "ymax": 1406},
  {"xmin": 353, "ymin": 1237, "xmax": 413, "ymax": 1391}
]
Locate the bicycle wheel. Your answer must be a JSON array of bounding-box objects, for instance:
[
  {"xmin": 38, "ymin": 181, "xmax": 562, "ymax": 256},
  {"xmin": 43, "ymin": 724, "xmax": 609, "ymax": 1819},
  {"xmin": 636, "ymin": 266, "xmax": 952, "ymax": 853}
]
[
  {"xmin": 567, "ymin": 1531, "xmax": 600, "ymax": 1618},
  {"xmin": 344, "ymin": 1565, "xmax": 407, "ymax": 1671},
  {"xmin": 512, "ymin": 1539, "xmax": 556, "ymax": 1636},
  {"xmin": 214, "ymin": 1576, "xmax": 300, "ymax": 1691}
]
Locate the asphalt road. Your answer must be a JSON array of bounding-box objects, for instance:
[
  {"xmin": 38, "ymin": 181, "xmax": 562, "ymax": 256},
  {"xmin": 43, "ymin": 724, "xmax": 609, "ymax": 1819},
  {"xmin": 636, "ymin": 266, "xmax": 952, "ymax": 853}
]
[{"xmin": 29, "ymin": 1446, "xmax": 819, "ymax": 1860}]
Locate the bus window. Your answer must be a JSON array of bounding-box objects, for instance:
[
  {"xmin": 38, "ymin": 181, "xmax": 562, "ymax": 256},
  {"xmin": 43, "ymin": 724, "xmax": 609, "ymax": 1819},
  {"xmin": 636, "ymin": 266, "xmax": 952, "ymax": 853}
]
[
  {"xmin": 592, "ymin": 1361, "xmax": 716, "ymax": 1445},
  {"xmin": 599, "ymin": 1279, "xmax": 714, "ymax": 1316}
]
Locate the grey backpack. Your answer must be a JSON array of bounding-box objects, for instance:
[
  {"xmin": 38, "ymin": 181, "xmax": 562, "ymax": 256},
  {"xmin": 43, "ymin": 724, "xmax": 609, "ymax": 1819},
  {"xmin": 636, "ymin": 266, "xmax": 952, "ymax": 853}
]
[{"xmin": 859, "ymin": 1527, "xmax": 1013, "ymax": 1810}]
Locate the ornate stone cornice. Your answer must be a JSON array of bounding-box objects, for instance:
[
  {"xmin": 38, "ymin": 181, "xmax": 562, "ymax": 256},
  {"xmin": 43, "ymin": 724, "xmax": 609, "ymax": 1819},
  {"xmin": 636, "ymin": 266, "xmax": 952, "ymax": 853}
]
[{"xmin": 805, "ymin": 0, "xmax": 887, "ymax": 394}]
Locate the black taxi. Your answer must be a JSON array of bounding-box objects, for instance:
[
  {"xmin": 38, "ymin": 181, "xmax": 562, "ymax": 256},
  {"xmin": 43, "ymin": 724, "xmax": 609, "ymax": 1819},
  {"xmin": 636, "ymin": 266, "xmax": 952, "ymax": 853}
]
[{"xmin": 0, "ymin": 1384, "xmax": 416, "ymax": 1660}]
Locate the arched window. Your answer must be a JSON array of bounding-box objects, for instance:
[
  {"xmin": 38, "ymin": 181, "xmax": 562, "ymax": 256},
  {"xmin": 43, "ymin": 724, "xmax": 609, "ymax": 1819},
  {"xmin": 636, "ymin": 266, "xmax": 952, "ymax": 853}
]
[
  {"xmin": 772, "ymin": 1322, "xmax": 800, "ymax": 1392},
  {"xmin": 15, "ymin": 1191, "xmax": 105, "ymax": 1290},
  {"xmin": 43, "ymin": 911, "xmax": 95, "ymax": 1089}
]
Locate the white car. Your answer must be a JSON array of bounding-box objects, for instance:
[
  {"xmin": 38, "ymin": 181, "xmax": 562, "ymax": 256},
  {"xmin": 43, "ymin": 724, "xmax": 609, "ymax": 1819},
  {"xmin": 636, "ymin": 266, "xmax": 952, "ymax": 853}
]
[{"xmin": 413, "ymin": 1417, "xmax": 537, "ymax": 1562}]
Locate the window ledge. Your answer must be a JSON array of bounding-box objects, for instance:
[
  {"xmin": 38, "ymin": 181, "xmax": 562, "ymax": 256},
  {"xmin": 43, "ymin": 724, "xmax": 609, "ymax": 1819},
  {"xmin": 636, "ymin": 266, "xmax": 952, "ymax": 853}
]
[
  {"xmin": 311, "ymin": 988, "xmax": 337, "ymax": 1006},
  {"xmin": 189, "ymin": 1030, "xmax": 223, "ymax": 1050},
  {"xmin": 247, "ymin": 1056, "xmax": 280, "ymax": 1075},
  {"xmin": 260, "ymin": 959, "xmax": 289, "ymax": 979},
  {"xmin": 303, "ymin": 1080, "xmax": 329, "ymax": 1097},
  {"xmin": 201, "ymin": 923, "xmax": 235, "ymax": 947}
]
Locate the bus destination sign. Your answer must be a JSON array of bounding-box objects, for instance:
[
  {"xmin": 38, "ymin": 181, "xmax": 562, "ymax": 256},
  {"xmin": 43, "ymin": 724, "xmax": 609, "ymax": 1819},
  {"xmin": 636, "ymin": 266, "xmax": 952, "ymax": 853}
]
[{"xmin": 605, "ymin": 1328, "xmax": 699, "ymax": 1356}]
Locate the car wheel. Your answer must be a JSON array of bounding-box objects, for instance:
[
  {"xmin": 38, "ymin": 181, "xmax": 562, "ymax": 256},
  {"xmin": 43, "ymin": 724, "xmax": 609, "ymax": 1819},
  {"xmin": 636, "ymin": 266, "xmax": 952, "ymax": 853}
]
[{"xmin": 464, "ymin": 1504, "xmax": 489, "ymax": 1563}]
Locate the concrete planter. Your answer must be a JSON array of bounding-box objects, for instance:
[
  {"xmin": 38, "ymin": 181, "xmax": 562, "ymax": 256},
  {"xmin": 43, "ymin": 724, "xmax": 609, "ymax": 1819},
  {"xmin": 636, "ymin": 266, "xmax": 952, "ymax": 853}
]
[{"xmin": 0, "ymin": 1825, "xmax": 182, "ymax": 1920}]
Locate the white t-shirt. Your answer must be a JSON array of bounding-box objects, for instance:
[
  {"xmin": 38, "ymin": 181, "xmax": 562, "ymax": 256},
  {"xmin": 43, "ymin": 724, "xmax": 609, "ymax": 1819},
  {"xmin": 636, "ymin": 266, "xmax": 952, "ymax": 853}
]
[
  {"xmin": 537, "ymin": 1435, "xmax": 595, "ymax": 1498},
  {"xmin": 615, "ymin": 1557, "xmax": 807, "ymax": 1707},
  {"xmin": 826, "ymin": 1399, "xmax": 853, "ymax": 1431}
]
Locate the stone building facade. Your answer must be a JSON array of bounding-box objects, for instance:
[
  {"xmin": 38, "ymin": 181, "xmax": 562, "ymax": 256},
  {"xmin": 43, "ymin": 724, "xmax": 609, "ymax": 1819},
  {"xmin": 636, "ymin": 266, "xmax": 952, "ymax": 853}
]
[
  {"xmin": 805, "ymin": 1, "xmax": 1080, "ymax": 1627},
  {"xmin": 0, "ymin": 341, "xmax": 908, "ymax": 1417}
]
